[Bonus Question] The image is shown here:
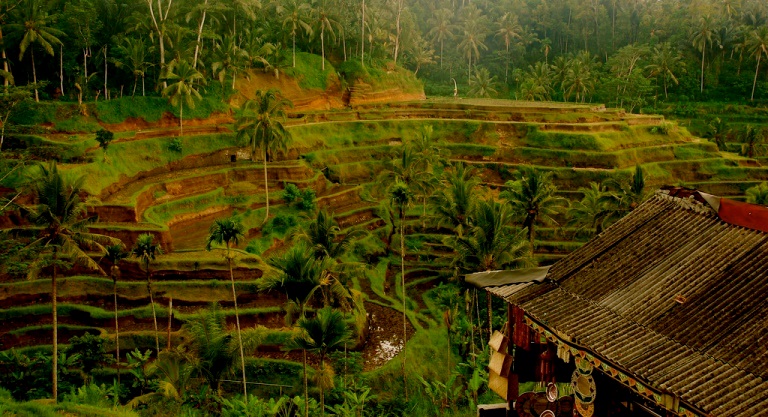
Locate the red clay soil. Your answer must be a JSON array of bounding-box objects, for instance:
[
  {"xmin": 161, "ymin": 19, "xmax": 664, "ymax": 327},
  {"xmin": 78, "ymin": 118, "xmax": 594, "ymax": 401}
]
[
  {"xmin": 101, "ymin": 111, "xmax": 235, "ymax": 133},
  {"xmin": 232, "ymin": 71, "xmax": 345, "ymax": 112}
]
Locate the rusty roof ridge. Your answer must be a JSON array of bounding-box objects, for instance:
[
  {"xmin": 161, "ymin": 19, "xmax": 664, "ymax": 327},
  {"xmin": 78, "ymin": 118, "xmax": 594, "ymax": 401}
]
[
  {"xmin": 655, "ymin": 189, "xmax": 718, "ymax": 216},
  {"xmin": 527, "ymin": 284, "xmax": 767, "ymax": 416}
]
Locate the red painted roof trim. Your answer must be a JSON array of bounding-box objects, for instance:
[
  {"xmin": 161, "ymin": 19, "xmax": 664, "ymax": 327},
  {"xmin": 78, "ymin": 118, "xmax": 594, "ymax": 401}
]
[{"xmin": 717, "ymin": 198, "xmax": 768, "ymax": 233}]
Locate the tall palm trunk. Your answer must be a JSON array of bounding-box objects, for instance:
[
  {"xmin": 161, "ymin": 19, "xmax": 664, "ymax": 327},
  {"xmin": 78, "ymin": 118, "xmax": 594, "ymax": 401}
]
[
  {"xmin": 263, "ymin": 148, "xmax": 270, "ymax": 223},
  {"xmin": 400, "ymin": 208, "xmax": 407, "ymax": 401},
  {"xmin": 32, "ymin": 50, "xmax": 39, "ymax": 102},
  {"xmin": 52, "ymin": 251, "xmax": 58, "ymax": 401},
  {"xmin": 146, "ymin": 262, "xmax": 160, "ymax": 355},
  {"xmin": 104, "ymin": 46, "xmax": 108, "ymax": 100},
  {"xmin": 303, "ymin": 349, "xmax": 309, "ymax": 417},
  {"xmin": 320, "ymin": 355, "xmax": 326, "ymax": 417},
  {"xmin": 361, "ymin": 0, "xmax": 365, "ymax": 66},
  {"xmin": 193, "ymin": 0, "xmax": 208, "ymax": 69},
  {"xmin": 700, "ymin": 46, "xmax": 705, "ymax": 93},
  {"xmin": 179, "ymin": 102, "xmax": 183, "ymax": 136},
  {"xmin": 112, "ymin": 266, "xmax": 121, "ymax": 384},
  {"xmin": 321, "ymin": 25, "xmax": 326, "ymax": 71},
  {"xmin": 60, "ymin": 45, "xmax": 64, "ymax": 95},
  {"xmin": 0, "ymin": 28, "xmax": 8, "ymax": 87},
  {"xmin": 293, "ymin": 32, "xmax": 297, "ymax": 67},
  {"xmin": 228, "ymin": 242, "xmax": 248, "ymax": 398},
  {"xmin": 752, "ymin": 53, "xmax": 761, "ymax": 101}
]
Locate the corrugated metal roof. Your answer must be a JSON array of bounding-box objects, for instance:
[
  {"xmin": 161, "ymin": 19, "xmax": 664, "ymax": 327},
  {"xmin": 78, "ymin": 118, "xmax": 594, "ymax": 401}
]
[{"xmin": 502, "ymin": 191, "xmax": 768, "ymax": 417}]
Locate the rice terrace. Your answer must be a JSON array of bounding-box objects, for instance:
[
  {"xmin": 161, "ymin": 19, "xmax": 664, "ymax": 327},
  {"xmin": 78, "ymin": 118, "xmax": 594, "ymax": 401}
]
[{"xmin": 1, "ymin": 0, "xmax": 768, "ymax": 416}]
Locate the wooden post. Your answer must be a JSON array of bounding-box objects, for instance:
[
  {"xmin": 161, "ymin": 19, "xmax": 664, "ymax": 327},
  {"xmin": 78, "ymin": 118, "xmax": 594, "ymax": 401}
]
[
  {"xmin": 487, "ymin": 290, "xmax": 493, "ymax": 340},
  {"xmin": 507, "ymin": 302, "xmax": 519, "ymax": 405},
  {"xmin": 167, "ymin": 297, "xmax": 173, "ymax": 350}
]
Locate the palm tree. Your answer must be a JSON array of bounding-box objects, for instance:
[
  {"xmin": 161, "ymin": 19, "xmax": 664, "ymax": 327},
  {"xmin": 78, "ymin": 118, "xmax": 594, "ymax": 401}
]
[
  {"xmin": 567, "ymin": 182, "xmax": 609, "ymax": 235},
  {"xmin": 280, "ymin": 0, "xmax": 313, "ymax": 68},
  {"xmin": 747, "ymin": 27, "xmax": 768, "ymax": 101},
  {"xmin": 741, "ymin": 125, "xmax": 765, "ymax": 158},
  {"xmin": 206, "ymin": 216, "xmax": 247, "ymax": 398},
  {"xmin": 691, "ymin": 15, "xmax": 716, "ymax": 93},
  {"xmin": 184, "ymin": 303, "xmax": 267, "ymax": 394},
  {"xmin": 495, "ymin": 12, "xmax": 523, "ymax": 83},
  {"xmin": 104, "ymin": 244, "xmax": 128, "ymax": 383},
  {"xmin": 450, "ymin": 198, "xmax": 531, "ymax": 272},
  {"xmin": 388, "ymin": 178, "xmax": 413, "ymax": 400},
  {"xmin": 468, "ymin": 67, "xmax": 499, "ymax": 98},
  {"xmin": 312, "ymin": 0, "xmax": 339, "ymax": 71},
  {"xmin": 704, "ymin": 117, "xmax": 731, "ymax": 151},
  {"xmin": 113, "ymin": 37, "xmax": 154, "ymax": 97},
  {"xmin": 646, "ymin": 42, "xmax": 682, "ymax": 99},
  {"xmin": 131, "ymin": 233, "xmax": 163, "ymax": 356},
  {"xmin": 426, "ymin": 8, "xmax": 455, "ymax": 69},
  {"xmin": 409, "ymin": 37, "xmax": 436, "ymax": 76},
  {"xmin": 521, "ymin": 62, "xmax": 553, "ymax": 101},
  {"xmin": 562, "ymin": 58, "xmax": 595, "ymax": 103},
  {"xmin": 457, "ymin": 5, "xmax": 489, "ymax": 85},
  {"xmin": 235, "ymin": 89, "xmax": 293, "ymax": 224},
  {"xmin": 746, "ymin": 182, "xmax": 768, "ymax": 205},
  {"xmin": 22, "ymin": 162, "xmax": 118, "ymax": 400},
  {"xmin": 6, "ymin": 0, "xmax": 65, "ymax": 102},
  {"xmin": 430, "ymin": 163, "xmax": 479, "ymax": 237},
  {"xmin": 501, "ymin": 169, "xmax": 567, "ymax": 246},
  {"xmin": 293, "ymin": 208, "xmax": 363, "ymax": 260},
  {"xmin": 262, "ymin": 244, "xmax": 345, "ymax": 320},
  {"xmin": 162, "ymin": 59, "xmax": 204, "ymax": 136},
  {"xmin": 211, "ymin": 34, "xmax": 248, "ymax": 92},
  {"xmin": 289, "ymin": 306, "xmax": 352, "ymax": 417}
]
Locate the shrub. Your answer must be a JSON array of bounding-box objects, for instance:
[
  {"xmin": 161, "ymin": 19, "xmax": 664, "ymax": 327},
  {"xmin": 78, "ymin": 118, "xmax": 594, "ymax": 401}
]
[
  {"xmin": 263, "ymin": 213, "xmax": 298, "ymax": 235},
  {"xmin": 282, "ymin": 183, "xmax": 301, "ymax": 203},
  {"xmin": 168, "ymin": 137, "xmax": 183, "ymax": 153}
]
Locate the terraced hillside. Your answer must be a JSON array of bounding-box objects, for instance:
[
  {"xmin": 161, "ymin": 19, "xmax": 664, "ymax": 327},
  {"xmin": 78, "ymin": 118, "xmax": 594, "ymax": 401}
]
[{"xmin": 3, "ymin": 97, "xmax": 767, "ymax": 379}]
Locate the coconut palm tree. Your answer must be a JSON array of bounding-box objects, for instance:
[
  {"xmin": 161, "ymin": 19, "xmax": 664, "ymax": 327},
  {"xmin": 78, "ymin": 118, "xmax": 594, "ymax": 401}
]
[
  {"xmin": 211, "ymin": 34, "xmax": 249, "ymax": 92},
  {"xmin": 747, "ymin": 27, "xmax": 768, "ymax": 101},
  {"xmin": 22, "ymin": 162, "xmax": 119, "ymax": 400},
  {"xmin": 131, "ymin": 233, "xmax": 163, "ymax": 356},
  {"xmin": 184, "ymin": 303, "xmax": 267, "ymax": 394},
  {"xmin": 289, "ymin": 306, "xmax": 352, "ymax": 417},
  {"xmin": 162, "ymin": 59, "xmax": 204, "ymax": 136},
  {"xmin": 430, "ymin": 163, "xmax": 480, "ymax": 237},
  {"xmin": 457, "ymin": 5, "xmax": 489, "ymax": 85},
  {"xmin": 279, "ymin": 0, "xmax": 313, "ymax": 68},
  {"xmin": 235, "ymin": 89, "xmax": 293, "ymax": 224},
  {"xmin": 495, "ymin": 12, "xmax": 523, "ymax": 83},
  {"xmin": 262, "ymin": 244, "xmax": 348, "ymax": 321},
  {"xmin": 292, "ymin": 208, "xmax": 363, "ymax": 261},
  {"xmin": 646, "ymin": 42, "xmax": 682, "ymax": 99},
  {"xmin": 104, "ymin": 244, "xmax": 128, "ymax": 383},
  {"xmin": 206, "ymin": 216, "xmax": 247, "ymax": 398},
  {"xmin": 501, "ymin": 169, "xmax": 567, "ymax": 246},
  {"xmin": 6, "ymin": 0, "xmax": 65, "ymax": 102},
  {"xmin": 567, "ymin": 182, "xmax": 609, "ymax": 235},
  {"xmin": 113, "ymin": 37, "xmax": 154, "ymax": 97},
  {"xmin": 388, "ymin": 178, "xmax": 413, "ymax": 400},
  {"xmin": 562, "ymin": 58, "xmax": 595, "ymax": 103},
  {"xmin": 691, "ymin": 15, "xmax": 716, "ymax": 93},
  {"xmin": 312, "ymin": 0, "xmax": 339, "ymax": 71},
  {"xmin": 468, "ymin": 67, "xmax": 499, "ymax": 98},
  {"xmin": 426, "ymin": 8, "xmax": 455, "ymax": 69},
  {"xmin": 450, "ymin": 198, "xmax": 531, "ymax": 273}
]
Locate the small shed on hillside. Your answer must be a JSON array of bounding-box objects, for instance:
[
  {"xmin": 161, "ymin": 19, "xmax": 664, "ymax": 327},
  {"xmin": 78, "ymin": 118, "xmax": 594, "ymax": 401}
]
[{"xmin": 484, "ymin": 188, "xmax": 768, "ymax": 417}]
